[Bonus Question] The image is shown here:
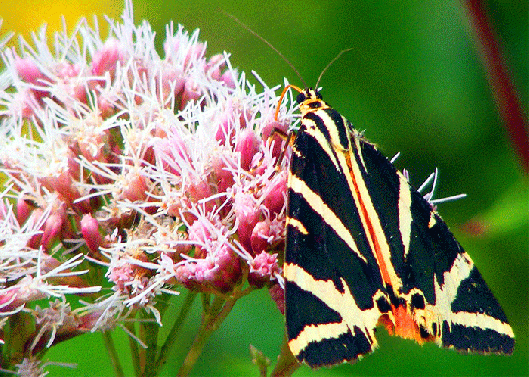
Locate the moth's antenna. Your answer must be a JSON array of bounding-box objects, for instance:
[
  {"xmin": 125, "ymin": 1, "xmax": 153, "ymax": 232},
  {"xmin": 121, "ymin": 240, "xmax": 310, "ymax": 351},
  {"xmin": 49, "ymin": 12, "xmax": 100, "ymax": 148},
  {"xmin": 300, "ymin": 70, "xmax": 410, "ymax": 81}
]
[
  {"xmin": 315, "ymin": 48, "xmax": 354, "ymax": 89},
  {"xmin": 223, "ymin": 11, "xmax": 307, "ymax": 88}
]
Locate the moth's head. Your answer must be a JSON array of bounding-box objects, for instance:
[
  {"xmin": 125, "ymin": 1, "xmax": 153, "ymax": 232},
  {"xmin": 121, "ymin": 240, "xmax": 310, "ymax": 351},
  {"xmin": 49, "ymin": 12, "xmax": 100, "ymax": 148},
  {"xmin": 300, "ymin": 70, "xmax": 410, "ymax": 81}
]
[
  {"xmin": 295, "ymin": 88, "xmax": 322, "ymax": 103},
  {"xmin": 297, "ymin": 88, "xmax": 329, "ymax": 115}
]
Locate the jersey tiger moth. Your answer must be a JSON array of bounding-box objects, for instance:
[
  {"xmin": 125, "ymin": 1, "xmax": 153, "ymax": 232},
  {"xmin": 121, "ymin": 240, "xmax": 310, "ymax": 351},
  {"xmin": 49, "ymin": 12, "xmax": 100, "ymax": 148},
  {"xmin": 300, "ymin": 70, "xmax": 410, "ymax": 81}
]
[{"xmin": 280, "ymin": 85, "xmax": 515, "ymax": 368}]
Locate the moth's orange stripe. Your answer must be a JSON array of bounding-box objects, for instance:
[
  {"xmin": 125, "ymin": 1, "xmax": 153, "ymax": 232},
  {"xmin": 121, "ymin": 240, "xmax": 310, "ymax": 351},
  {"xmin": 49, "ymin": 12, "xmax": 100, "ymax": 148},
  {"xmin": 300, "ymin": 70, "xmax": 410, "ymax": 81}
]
[{"xmin": 346, "ymin": 153, "xmax": 393, "ymax": 286}]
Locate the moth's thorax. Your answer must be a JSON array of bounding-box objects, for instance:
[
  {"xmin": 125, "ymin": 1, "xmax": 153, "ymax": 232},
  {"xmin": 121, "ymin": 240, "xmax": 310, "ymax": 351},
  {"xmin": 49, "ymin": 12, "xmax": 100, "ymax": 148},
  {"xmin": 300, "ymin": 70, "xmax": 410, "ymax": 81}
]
[{"xmin": 296, "ymin": 88, "xmax": 331, "ymax": 116}]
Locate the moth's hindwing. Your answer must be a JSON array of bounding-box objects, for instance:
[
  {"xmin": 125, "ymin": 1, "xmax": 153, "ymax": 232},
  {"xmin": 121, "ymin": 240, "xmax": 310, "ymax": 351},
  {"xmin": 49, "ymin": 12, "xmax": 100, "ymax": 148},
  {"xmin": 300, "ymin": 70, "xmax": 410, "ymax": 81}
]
[{"xmin": 284, "ymin": 88, "xmax": 514, "ymax": 368}]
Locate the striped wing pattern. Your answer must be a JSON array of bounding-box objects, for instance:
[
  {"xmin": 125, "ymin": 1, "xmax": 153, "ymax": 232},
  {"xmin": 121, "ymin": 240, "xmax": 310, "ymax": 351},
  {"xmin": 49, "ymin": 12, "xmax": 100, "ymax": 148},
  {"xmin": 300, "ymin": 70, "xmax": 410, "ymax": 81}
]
[{"xmin": 284, "ymin": 88, "xmax": 514, "ymax": 368}]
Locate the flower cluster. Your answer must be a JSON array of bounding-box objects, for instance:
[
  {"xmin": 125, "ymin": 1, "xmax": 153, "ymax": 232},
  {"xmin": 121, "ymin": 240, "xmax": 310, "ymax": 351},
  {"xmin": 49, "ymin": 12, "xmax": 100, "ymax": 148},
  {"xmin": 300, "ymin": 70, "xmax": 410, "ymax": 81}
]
[{"xmin": 0, "ymin": 1, "xmax": 296, "ymax": 373}]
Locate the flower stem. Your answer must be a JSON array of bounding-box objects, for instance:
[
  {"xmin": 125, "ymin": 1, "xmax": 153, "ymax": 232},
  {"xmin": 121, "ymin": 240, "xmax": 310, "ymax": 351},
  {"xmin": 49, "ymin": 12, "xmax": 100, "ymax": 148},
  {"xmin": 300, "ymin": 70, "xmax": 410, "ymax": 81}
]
[
  {"xmin": 151, "ymin": 290, "xmax": 197, "ymax": 376},
  {"xmin": 175, "ymin": 295, "xmax": 237, "ymax": 377},
  {"xmin": 465, "ymin": 0, "xmax": 529, "ymax": 173},
  {"xmin": 142, "ymin": 309, "xmax": 160, "ymax": 377},
  {"xmin": 103, "ymin": 330, "xmax": 125, "ymax": 377},
  {"xmin": 124, "ymin": 322, "xmax": 141, "ymax": 377},
  {"xmin": 269, "ymin": 335, "xmax": 301, "ymax": 377}
]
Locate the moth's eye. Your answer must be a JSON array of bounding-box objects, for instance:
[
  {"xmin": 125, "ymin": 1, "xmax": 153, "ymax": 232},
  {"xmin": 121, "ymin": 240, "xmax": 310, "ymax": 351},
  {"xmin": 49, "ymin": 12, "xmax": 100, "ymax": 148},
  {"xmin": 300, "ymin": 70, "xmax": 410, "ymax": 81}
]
[{"xmin": 296, "ymin": 92, "xmax": 307, "ymax": 104}]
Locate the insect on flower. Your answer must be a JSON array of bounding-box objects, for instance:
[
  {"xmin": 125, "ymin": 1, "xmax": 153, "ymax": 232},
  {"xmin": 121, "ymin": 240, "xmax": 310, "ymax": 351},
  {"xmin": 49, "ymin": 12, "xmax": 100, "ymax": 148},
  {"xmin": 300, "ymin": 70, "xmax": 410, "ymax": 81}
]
[{"xmin": 227, "ymin": 12, "xmax": 515, "ymax": 369}]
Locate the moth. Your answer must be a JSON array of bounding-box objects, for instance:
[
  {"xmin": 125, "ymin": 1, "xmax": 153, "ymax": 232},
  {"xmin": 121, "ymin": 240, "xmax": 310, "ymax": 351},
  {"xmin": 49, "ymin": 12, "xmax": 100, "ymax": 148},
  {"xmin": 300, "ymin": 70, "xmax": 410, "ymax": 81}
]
[{"xmin": 281, "ymin": 85, "xmax": 515, "ymax": 368}]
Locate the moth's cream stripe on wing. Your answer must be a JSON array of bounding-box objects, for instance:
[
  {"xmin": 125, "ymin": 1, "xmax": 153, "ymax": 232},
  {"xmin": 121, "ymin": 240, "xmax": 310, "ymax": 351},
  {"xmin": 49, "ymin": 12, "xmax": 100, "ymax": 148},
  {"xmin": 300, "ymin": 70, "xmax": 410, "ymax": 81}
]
[
  {"xmin": 448, "ymin": 312, "xmax": 515, "ymax": 338},
  {"xmin": 286, "ymin": 217, "xmax": 308, "ymax": 235},
  {"xmin": 315, "ymin": 111, "xmax": 350, "ymax": 151},
  {"xmin": 435, "ymin": 252, "xmax": 473, "ymax": 308},
  {"xmin": 289, "ymin": 175, "xmax": 367, "ymax": 264},
  {"xmin": 352, "ymin": 129, "xmax": 368, "ymax": 171},
  {"xmin": 427, "ymin": 251, "xmax": 514, "ymax": 339},
  {"xmin": 397, "ymin": 173, "xmax": 413, "ymax": 257},
  {"xmin": 288, "ymin": 322, "xmax": 349, "ymax": 356},
  {"xmin": 284, "ymin": 262, "xmax": 380, "ymax": 353},
  {"xmin": 303, "ymin": 117, "xmax": 341, "ymax": 172}
]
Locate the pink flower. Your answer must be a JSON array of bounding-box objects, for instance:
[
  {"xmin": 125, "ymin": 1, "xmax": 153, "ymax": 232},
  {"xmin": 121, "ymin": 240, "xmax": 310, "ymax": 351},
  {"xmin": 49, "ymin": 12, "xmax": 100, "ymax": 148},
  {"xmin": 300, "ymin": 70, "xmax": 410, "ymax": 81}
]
[
  {"xmin": 15, "ymin": 57, "xmax": 45, "ymax": 85},
  {"xmin": 41, "ymin": 206, "xmax": 66, "ymax": 250},
  {"xmin": 180, "ymin": 79, "xmax": 202, "ymax": 109},
  {"xmin": 261, "ymin": 120, "xmax": 289, "ymax": 160},
  {"xmin": 0, "ymin": 1, "xmax": 304, "ymax": 371},
  {"xmin": 235, "ymin": 129, "xmax": 260, "ymax": 171},
  {"xmin": 175, "ymin": 245, "xmax": 241, "ymax": 293},
  {"xmin": 248, "ymin": 251, "xmax": 279, "ymax": 288},
  {"xmin": 262, "ymin": 171, "xmax": 287, "ymax": 216},
  {"xmin": 81, "ymin": 214, "xmax": 102, "ymax": 255},
  {"xmin": 234, "ymin": 192, "xmax": 261, "ymax": 254},
  {"xmin": 90, "ymin": 38, "xmax": 126, "ymax": 78},
  {"xmin": 250, "ymin": 220, "xmax": 271, "ymax": 255}
]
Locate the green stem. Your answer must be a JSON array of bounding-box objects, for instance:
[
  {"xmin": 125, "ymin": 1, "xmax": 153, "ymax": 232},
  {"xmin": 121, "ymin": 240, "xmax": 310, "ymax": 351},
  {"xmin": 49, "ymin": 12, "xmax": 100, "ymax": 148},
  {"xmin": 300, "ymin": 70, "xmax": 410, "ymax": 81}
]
[
  {"xmin": 175, "ymin": 295, "xmax": 237, "ymax": 377},
  {"xmin": 142, "ymin": 309, "xmax": 160, "ymax": 377},
  {"xmin": 151, "ymin": 290, "xmax": 197, "ymax": 376},
  {"xmin": 270, "ymin": 334, "xmax": 301, "ymax": 377},
  {"xmin": 103, "ymin": 330, "xmax": 125, "ymax": 377},
  {"xmin": 124, "ymin": 322, "xmax": 141, "ymax": 377}
]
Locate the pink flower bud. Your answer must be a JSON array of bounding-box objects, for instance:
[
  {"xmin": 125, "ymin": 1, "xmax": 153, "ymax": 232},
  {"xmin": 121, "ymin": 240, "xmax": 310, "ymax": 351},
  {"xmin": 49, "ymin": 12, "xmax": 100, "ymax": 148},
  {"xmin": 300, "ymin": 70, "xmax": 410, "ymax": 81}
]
[
  {"xmin": 97, "ymin": 91, "xmax": 119, "ymax": 119},
  {"xmin": 160, "ymin": 67, "xmax": 185, "ymax": 102},
  {"xmin": 186, "ymin": 180, "xmax": 216, "ymax": 214},
  {"xmin": 174, "ymin": 262, "xmax": 193, "ymax": 289},
  {"xmin": 248, "ymin": 251, "xmax": 279, "ymax": 288},
  {"xmin": 205, "ymin": 54, "xmax": 225, "ymax": 81},
  {"xmin": 215, "ymin": 115, "xmax": 233, "ymax": 146},
  {"xmin": 108, "ymin": 254, "xmax": 151, "ymax": 296},
  {"xmin": 39, "ymin": 170, "xmax": 91, "ymax": 213},
  {"xmin": 174, "ymin": 245, "xmax": 241, "ymax": 294},
  {"xmin": 220, "ymin": 69, "xmax": 237, "ymax": 88},
  {"xmin": 235, "ymin": 129, "xmax": 260, "ymax": 171},
  {"xmin": 180, "ymin": 79, "xmax": 202, "ymax": 109},
  {"xmin": 234, "ymin": 193, "xmax": 260, "ymax": 253},
  {"xmin": 27, "ymin": 208, "xmax": 44, "ymax": 249},
  {"xmin": 262, "ymin": 120, "xmax": 288, "ymax": 160},
  {"xmin": 15, "ymin": 57, "xmax": 45, "ymax": 85},
  {"xmin": 16, "ymin": 196, "xmax": 35, "ymax": 225},
  {"xmin": 188, "ymin": 220, "xmax": 213, "ymax": 258},
  {"xmin": 250, "ymin": 220, "xmax": 271, "ymax": 255},
  {"xmin": 41, "ymin": 206, "xmax": 66, "ymax": 250},
  {"xmin": 81, "ymin": 214, "xmax": 102, "ymax": 254},
  {"xmin": 211, "ymin": 157, "xmax": 235, "ymax": 194},
  {"xmin": 0, "ymin": 278, "xmax": 47, "ymax": 313},
  {"xmin": 206, "ymin": 54, "xmax": 225, "ymax": 73},
  {"xmin": 91, "ymin": 38, "xmax": 125, "ymax": 77},
  {"xmin": 159, "ymin": 128, "xmax": 191, "ymax": 175},
  {"xmin": 175, "ymin": 258, "xmax": 214, "ymax": 291},
  {"xmin": 13, "ymin": 56, "xmax": 49, "ymax": 105},
  {"xmin": 262, "ymin": 172, "xmax": 287, "ymax": 216},
  {"xmin": 119, "ymin": 172, "xmax": 149, "ymax": 202},
  {"xmin": 211, "ymin": 246, "xmax": 241, "ymax": 292}
]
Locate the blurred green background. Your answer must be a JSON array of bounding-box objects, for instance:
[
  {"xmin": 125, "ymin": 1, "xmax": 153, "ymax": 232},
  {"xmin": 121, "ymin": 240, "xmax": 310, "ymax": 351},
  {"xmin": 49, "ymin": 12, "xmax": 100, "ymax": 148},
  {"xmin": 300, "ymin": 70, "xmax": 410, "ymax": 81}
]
[{"xmin": 2, "ymin": 0, "xmax": 527, "ymax": 375}]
